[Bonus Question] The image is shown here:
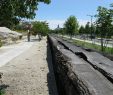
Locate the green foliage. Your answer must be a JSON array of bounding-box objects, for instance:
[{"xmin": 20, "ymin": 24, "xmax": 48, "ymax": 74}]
[
  {"xmin": 0, "ymin": 0, "xmax": 51, "ymax": 28},
  {"xmin": 95, "ymin": 6, "xmax": 113, "ymax": 51},
  {"xmin": 59, "ymin": 28, "xmax": 65, "ymax": 35},
  {"xmin": 53, "ymin": 25, "xmax": 65, "ymax": 35},
  {"xmin": 84, "ymin": 22, "xmax": 90, "ymax": 34},
  {"xmin": 64, "ymin": 37, "xmax": 113, "ymax": 55},
  {"xmin": 79, "ymin": 26, "xmax": 85, "ymax": 34},
  {"xmin": 110, "ymin": 3, "xmax": 113, "ymax": 7},
  {"xmin": 73, "ymin": 40, "xmax": 113, "ymax": 54},
  {"xmin": 0, "ymin": 89, "xmax": 5, "ymax": 95},
  {"xmin": 32, "ymin": 21, "xmax": 50, "ymax": 36},
  {"xmin": 64, "ymin": 16, "xmax": 79, "ymax": 37},
  {"xmin": 14, "ymin": 21, "xmax": 30, "ymax": 32},
  {"xmin": 91, "ymin": 24, "xmax": 96, "ymax": 34},
  {"xmin": 95, "ymin": 6, "xmax": 113, "ymax": 37}
]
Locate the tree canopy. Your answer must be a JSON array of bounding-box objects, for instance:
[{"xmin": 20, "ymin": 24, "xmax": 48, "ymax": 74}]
[
  {"xmin": 0, "ymin": 0, "xmax": 51, "ymax": 28},
  {"xmin": 79, "ymin": 26, "xmax": 85, "ymax": 34},
  {"xmin": 95, "ymin": 6, "xmax": 113, "ymax": 51},
  {"xmin": 95, "ymin": 6, "xmax": 113, "ymax": 37},
  {"xmin": 32, "ymin": 21, "xmax": 50, "ymax": 36},
  {"xmin": 84, "ymin": 22, "xmax": 90, "ymax": 34},
  {"xmin": 64, "ymin": 16, "xmax": 79, "ymax": 37}
]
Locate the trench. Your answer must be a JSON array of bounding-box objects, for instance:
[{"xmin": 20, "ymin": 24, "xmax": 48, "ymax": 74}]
[
  {"xmin": 55, "ymin": 36, "xmax": 113, "ymax": 85},
  {"xmin": 48, "ymin": 35, "xmax": 113, "ymax": 95}
]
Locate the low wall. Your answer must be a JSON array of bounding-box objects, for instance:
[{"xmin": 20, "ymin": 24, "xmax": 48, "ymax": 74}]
[
  {"xmin": 48, "ymin": 36, "xmax": 91, "ymax": 95},
  {"xmin": 48, "ymin": 35, "xmax": 113, "ymax": 95}
]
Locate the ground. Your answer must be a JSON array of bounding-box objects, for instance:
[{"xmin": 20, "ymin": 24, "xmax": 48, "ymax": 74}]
[{"xmin": 0, "ymin": 37, "xmax": 58, "ymax": 95}]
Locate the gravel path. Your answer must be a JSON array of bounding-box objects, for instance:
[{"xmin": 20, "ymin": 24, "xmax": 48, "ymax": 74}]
[{"xmin": 0, "ymin": 38, "xmax": 58, "ymax": 95}]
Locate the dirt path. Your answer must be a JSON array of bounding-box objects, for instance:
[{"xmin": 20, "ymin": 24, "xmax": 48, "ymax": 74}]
[{"xmin": 0, "ymin": 38, "xmax": 58, "ymax": 95}]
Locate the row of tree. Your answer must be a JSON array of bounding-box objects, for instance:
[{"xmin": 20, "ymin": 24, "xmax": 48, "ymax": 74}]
[
  {"xmin": 79, "ymin": 4, "xmax": 113, "ymax": 38},
  {"xmin": 32, "ymin": 21, "xmax": 50, "ymax": 36},
  {"xmin": 53, "ymin": 3, "xmax": 113, "ymax": 51},
  {"xmin": 53, "ymin": 16, "xmax": 79, "ymax": 39},
  {"xmin": 14, "ymin": 21, "xmax": 50, "ymax": 36},
  {"xmin": 55, "ymin": 3, "xmax": 113, "ymax": 37}
]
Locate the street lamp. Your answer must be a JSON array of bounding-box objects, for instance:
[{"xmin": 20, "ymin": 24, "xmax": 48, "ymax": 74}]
[{"xmin": 87, "ymin": 15, "xmax": 94, "ymax": 40}]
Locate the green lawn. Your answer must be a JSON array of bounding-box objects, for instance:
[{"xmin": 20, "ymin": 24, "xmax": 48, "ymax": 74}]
[
  {"xmin": 0, "ymin": 90, "xmax": 5, "ymax": 95},
  {"xmin": 63, "ymin": 37, "xmax": 113, "ymax": 55},
  {"xmin": 74, "ymin": 40, "xmax": 113, "ymax": 54}
]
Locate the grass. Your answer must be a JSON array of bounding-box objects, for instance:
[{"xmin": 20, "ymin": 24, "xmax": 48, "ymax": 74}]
[
  {"xmin": 74, "ymin": 40, "xmax": 101, "ymax": 50},
  {"xmin": 63, "ymin": 37, "xmax": 113, "ymax": 55},
  {"xmin": 74, "ymin": 40, "xmax": 113, "ymax": 54},
  {"xmin": 0, "ymin": 90, "xmax": 5, "ymax": 95}
]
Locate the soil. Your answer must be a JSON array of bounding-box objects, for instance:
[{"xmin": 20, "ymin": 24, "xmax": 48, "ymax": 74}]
[{"xmin": 0, "ymin": 38, "xmax": 58, "ymax": 95}]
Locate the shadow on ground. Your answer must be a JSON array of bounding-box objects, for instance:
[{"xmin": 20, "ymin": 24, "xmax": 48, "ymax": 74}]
[
  {"xmin": 25, "ymin": 38, "xmax": 41, "ymax": 42},
  {"xmin": 30, "ymin": 38, "xmax": 41, "ymax": 42},
  {"xmin": 46, "ymin": 42, "xmax": 58, "ymax": 95}
]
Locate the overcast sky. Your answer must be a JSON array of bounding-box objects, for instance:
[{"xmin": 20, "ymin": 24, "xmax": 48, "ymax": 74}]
[{"xmin": 35, "ymin": 0, "xmax": 113, "ymax": 29}]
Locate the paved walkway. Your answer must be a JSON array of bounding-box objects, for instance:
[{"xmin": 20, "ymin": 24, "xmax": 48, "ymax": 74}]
[
  {"xmin": 64, "ymin": 35, "xmax": 113, "ymax": 48},
  {"xmin": 0, "ymin": 41, "xmax": 33, "ymax": 67},
  {"xmin": 0, "ymin": 38, "xmax": 58, "ymax": 95}
]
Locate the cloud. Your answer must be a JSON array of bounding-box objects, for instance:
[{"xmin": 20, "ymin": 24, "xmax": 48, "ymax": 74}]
[
  {"xmin": 78, "ymin": 19, "xmax": 89, "ymax": 26},
  {"xmin": 46, "ymin": 20, "xmax": 65, "ymax": 29},
  {"xmin": 36, "ymin": 19, "xmax": 89, "ymax": 29}
]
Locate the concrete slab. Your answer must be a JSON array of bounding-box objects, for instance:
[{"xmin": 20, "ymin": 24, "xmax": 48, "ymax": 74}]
[
  {"xmin": 56, "ymin": 37, "xmax": 113, "ymax": 81},
  {"xmin": 60, "ymin": 48, "xmax": 113, "ymax": 95},
  {"xmin": 0, "ymin": 41, "xmax": 34, "ymax": 67}
]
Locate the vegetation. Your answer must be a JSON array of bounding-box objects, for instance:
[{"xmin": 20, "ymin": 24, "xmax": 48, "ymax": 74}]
[
  {"xmin": 64, "ymin": 16, "xmax": 79, "ymax": 39},
  {"xmin": 95, "ymin": 6, "xmax": 113, "ymax": 51},
  {"xmin": 14, "ymin": 22, "xmax": 30, "ymax": 32},
  {"xmin": 51, "ymin": 3, "xmax": 113, "ymax": 55},
  {"xmin": 0, "ymin": 90, "xmax": 5, "ymax": 95},
  {"xmin": 32, "ymin": 21, "xmax": 50, "ymax": 36},
  {"xmin": 13, "ymin": 20, "xmax": 50, "ymax": 39},
  {"xmin": 76, "ymin": 3, "xmax": 113, "ymax": 53},
  {"xmin": 73, "ymin": 40, "xmax": 113, "ymax": 54},
  {"xmin": 63, "ymin": 37, "xmax": 113, "ymax": 55},
  {"xmin": 0, "ymin": 0, "xmax": 51, "ymax": 28},
  {"xmin": 79, "ymin": 26, "xmax": 85, "ymax": 34},
  {"xmin": 84, "ymin": 22, "xmax": 90, "ymax": 35}
]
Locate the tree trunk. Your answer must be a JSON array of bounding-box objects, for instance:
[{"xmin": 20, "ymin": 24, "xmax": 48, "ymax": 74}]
[
  {"xmin": 101, "ymin": 37, "xmax": 104, "ymax": 52},
  {"xmin": 27, "ymin": 30, "xmax": 30, "ymax": 42},
  {"xmin": 70, "ymin": 34, "xmax": 72, "ymax": 39}
]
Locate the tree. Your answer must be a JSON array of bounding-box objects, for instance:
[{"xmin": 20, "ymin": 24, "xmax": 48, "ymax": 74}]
[
  {"xmin": 14, "ymin": 21, "xmax": 31, "ymax": 32},
  {"xmin": 0, "ymin": 0, "xmax": 51, "ymax": 28},
  {"xmin": 32, "ymin": 21, "xmax": 50, "ymax": 37},
  {"xmin": 91, "ymin": 24, "xmax": 96, "ymax": 38},
  {"xmin": 84, "ymin": 22, "xmax": 91, "ymax": 39},
  {"xmin": 110, "ymin": 3, "xmax": 113, "ymax": 37},
  {"xmin": 85, "ymin": 22, "xmax": 90, "ymax": 34},
  {"xmin": 95, "ymin": 6, "xmax": 113, "ymax": 51},
  {"xmin": 110, "ymin": 3, "xmax": 113, "ymax": 7},
  {"xmin": 64, "ymin": 16, "xmax": 79, "ymax": 39},
  {"xmin": 79, "ymin": 26, "xmax": 85, "ymax": 34}
]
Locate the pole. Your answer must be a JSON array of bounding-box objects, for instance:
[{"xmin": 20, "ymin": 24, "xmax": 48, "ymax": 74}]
[
  {"xmin": 87, "ymin": 15, "xmax": 94, "ymax": 40},
  {"xmin": 91, "ymin": 16, "xmax": 93, "ymax": 40}
]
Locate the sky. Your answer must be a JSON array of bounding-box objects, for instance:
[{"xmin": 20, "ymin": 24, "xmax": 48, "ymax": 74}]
[{"xmin": 35, "ymin": 0, "xmax": 113, "ymax": 29}]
